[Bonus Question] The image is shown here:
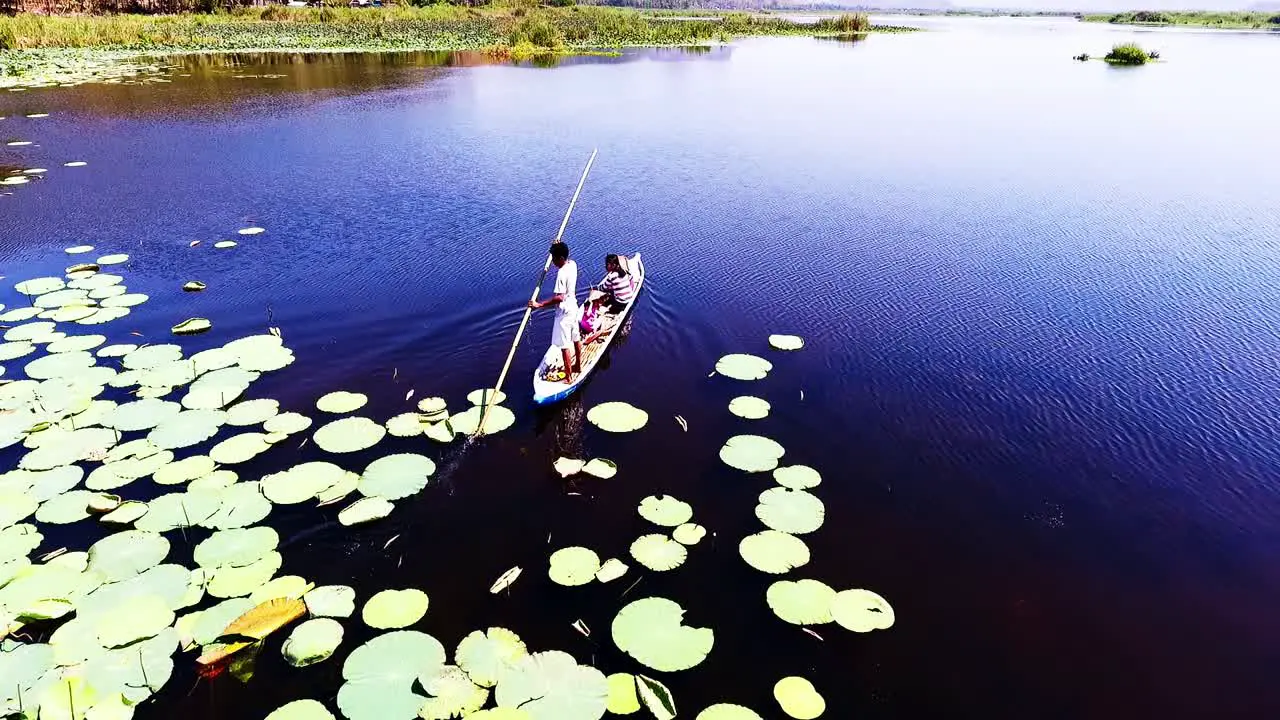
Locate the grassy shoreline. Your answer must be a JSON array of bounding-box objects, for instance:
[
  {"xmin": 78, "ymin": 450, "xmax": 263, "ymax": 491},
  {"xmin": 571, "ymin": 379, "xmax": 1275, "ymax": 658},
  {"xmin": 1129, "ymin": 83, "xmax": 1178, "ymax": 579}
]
[
  {"xmin": 0, "ymin": 6, "xmax": 916, "ymax": 86},
  {"xmin": 1082, "ymin": 10, "xmax": 1280, "ymax": 29}
]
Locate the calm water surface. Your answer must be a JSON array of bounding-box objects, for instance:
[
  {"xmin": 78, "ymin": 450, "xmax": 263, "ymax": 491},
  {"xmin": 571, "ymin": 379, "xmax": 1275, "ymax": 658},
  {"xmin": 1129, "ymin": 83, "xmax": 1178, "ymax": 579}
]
[{"xmin": 4, "ymin": 16, "xmax": 1280, "ymax": 719}]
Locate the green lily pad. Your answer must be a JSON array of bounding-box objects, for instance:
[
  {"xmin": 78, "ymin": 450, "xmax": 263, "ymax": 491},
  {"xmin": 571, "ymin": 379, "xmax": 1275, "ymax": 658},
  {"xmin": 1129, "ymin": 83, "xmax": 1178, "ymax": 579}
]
[
  {"xmin": 0, "ymin": 341, "xmax": 36, "ymax": 361},
  {"xmin": 16, "ymin": 277, "xmax": 65, "ymax": 295},
  {"xmin": 738, "ymin": 530, "xmax": 810, "ymax": 574},
  {"xmin": 0, "ymin": 491, "xmax": 38, "ymax": 529},
  {"xmin": 304, "ymin": 584, "xmax": 356, "ymax": 618},
  {"xmin": 494, "ymin": 650, "xmax": 608, "ymax": 720},
  {"xmin": 315, "ymin": 471, "xmax": 359, "ymax": 505},
  {"xmin": 607, "ymin": 673, "xmax": 640, "ymax": 715},
  {"xmin": 316, "ymin": 391, "xmax": 367, "ymax": 414},
  {"xmin": 97, "ymin": 254, "xmax": 130, "ymax": 266},
  {"xmin": 172, "ymin": 318, "xmax": 211, "ymax": 335},
  {"xmin": 456, "ymin": 627, "xmax": 528, "ymax": 688},
  {"xmin": 86, "ymin": 451, "xmax": 174, "ymax": 490},
  {"xmin": 384, "ymin": 413, "xmax": 424, "ymax": 437},
  {"xmin": 595, "ymin": 558, "xmax": 628, "ymax": 583},
  {"xmin": 89, "ymin": 285, "xmax": 128, "ymax": 300},
  {"xmin": 24, "ymin": 466, "xmax": 85, "ymax": 502},
  {"xmin": 0, "ymin": 309, "xmax": 41, "ymax": 324},
  {"xmin": 264, "ymin": 412, "xmax": 312, "ymax": 435},
  {"xmin": 715, "ymin": 354, "xmax": 773, "ymax": 381},
  {"xmin": 97, "ymin": 594, "xmax": 174, "ymax": 648},
  {"xmin": 33, "ymin": 288, "xmax": 92, "ymax": 309},
  {"xmin": 358, "ymin": 454, "xmax": 435, "ymax": 501},
  {"xmin": 188, "ymin": 469, "xmax": 238, "ymax": 491},
  {"xmin": 755, "ymin": 488, "xmax": 824, "ymax": 535},
  {"xmin": 774, "ymin": 676, "xmax": 824, "ymax": 719},
  {"xmin": 36, "ymin": 490, "xmax": 98, "ymax": 524},
  {"xmin": 148, "ymin": 409, "xmax": 227, "ymax": 450},
  {"xmin": 100, "ymin": 500, "xmax": 148, "ymax": 525},
  {"xmin": 612, "ymin": 597, "xmax": 713, "ymax": 672},
  {"xmin": 581, "ymin": 458, "xmax": 617, "ymax": 479},
  {"xmin": 638, "ymin": 495, "xmax": 693, "ymax": 527},
  {"xmin": 548, "ymin": 547, "xmax": 600, "ymax": 587},
  {"xmin": 251, "ymin": 575, "xmax": 312, "ymax": 604},
  {"xmin": 773, "ymin": 465, "xmax": 821, "ymax": 490},
  {"xmin": 673, "ymin": 523, "xmax": 706, "ymax": 545},
  {"xmin": 728, "ymin": 396, "xmax": 770, "ymax": 420},
  {"xmin": 554, "ymin": 457, "xmax": 585, "ymax": 478},
  {"xmin": 24, "ymin": 350, "xmax": 96, "ymax": 380},
  {"xmin": 766, "ymin": 579, "xmax": 835, "ymax": 625},
  {"xmin": 586, "ymin": 401, "xmax": 648, "ymax": 433},
  {"xmin": 314, "ymin": 417, "xmax": 385, "ymax": 453},
  {"xmin": 719, "ymin": 435, "xmax": 785, "ymax": 473},
  {"xmin": 183, "ymin": 281, "xmax": 207, "ymax": 292},
  {"xmin": 206, "ymin": 551, "xmax": 282, "ymax": 598},
  {"xmin": 467, "ymin": 388, "xmax": 506, "ymax": 406},
  {"xmin": 337, "ymin": 630, "xmax": 446, "ymax": 720},
  {"xmin": 239, "ymin": 227, "xmax": 266, "ymax": 235},
  {"xmin": 209, "ymin": 432, "xmax": 272, "ymax": 464},
  {"xmin": 46, "ymin": 334, "xmax": 107, "ymax": 354},
  {"xmin": 191, "ymin": 347, "xmax": 237, "ymax": 374},
  {"xmin": 421, "ymin": 665, "xmax": 490, "ymax": 719},
  {"xmin": 194, "ymin": 526, "xmax": 279, "ymax": 570},
  {"xmin": 122, "ymin": 344, "xmax": 182, "ymax": 371},
  {"xmin": 262, "ymin": 462, "xmax": 350, "ymax": 505},
  {"xmin": 0, "ymin": 523, "xmax": 41, "ymax": 563},
  {"xmin": 68, "ymin": 272, "xmax": 122, "ymax": 290},
  {"xmin": 133, "ymin": 488, "xmax": 223, "ymax": 532},
  {"xmin": 282, "ymin": 617, "xmax": 344, "ymax": 667},
  {"xmin": 768, "ymin": 334, "xmax": 804, "ymax": 351},
  {"xmin": 447, "ymin": 404, "xmax": 515, "ymax": 436},
  {"xmin": 46, "ymin": 305, "xmax": 101, "ymax": 323},
  {"xmin": 697, "ymin": 705, "xmax": 764, "ymax": 720},
  {"xmin": 630, "ymin": 534, "xmax": 688, "ymax": 571},
  {"xmin": 199, "ymin": 482, "xmax": 270, "ymax": 529},
  {"xmin": 66, "ymin": 245, "xmax": 95, "ymax": 254},
  {"xmin": 362, "ymin": 588, "xmax": 428, "ymax": 629},
  {"xmin": 226, "ymin": 399, "xmax": 279, "ymax": 426},
  {"xmin": 830, "ymin": 589, "xmax": 894, "ymax": 632},
  {"xmin": 154, "ymin": 455, "xmax": 215, "ymax": 485},
  {"xmin": 4, "ymin": 321, "xmax": 57, "ymax": 342},
  {"xmin": 267, "ymin": 700, "xmax": 336, "ymax": 720},
  {"xmin": 78, "ymin": 306, "xmax": 131, "ymax": 325},
  {"xmin": 214, "ymin": 241, "xmax": 237, "ymax": 249},
  {"xmin": 240, "ymin": 345, "xmax": 296, "ymax": 372},
  {"xmin": 87, "ymin": 530, "xmax": 169, "ymax": 582}
]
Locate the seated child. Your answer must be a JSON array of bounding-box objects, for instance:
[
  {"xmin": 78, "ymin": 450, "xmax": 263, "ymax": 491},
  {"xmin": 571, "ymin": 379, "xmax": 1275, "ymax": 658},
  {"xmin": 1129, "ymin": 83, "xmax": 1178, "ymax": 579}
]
[{"xmin": 579, "ymin": 289, "xmax": 608, "ymax": 341}]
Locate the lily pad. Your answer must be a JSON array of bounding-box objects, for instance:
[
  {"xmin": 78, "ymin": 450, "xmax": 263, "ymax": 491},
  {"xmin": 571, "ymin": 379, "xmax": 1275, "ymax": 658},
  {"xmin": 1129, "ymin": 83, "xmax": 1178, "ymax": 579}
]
[
  {"xmin": 316, "ymin": 391, "xmax": 367, "ymax": 414},
  {"xmin": 494, "ymin": 650, "xmax": 608, "ymax": 720},
  {"xmin": 262, "ymin": 462, "xmax": 350, "ymax": 505},
  {"xmin": 553, "ymin": 457, "xmax": 585, "ymax": 478},
  {"xmin": 337, "ymin": 630, "xmax": 446, "ymax": 720},
  {"xmin": 172, "ymin": 318, "xmax": 212, "ymax": 335},
  {"xmin": 78, "ymin": 306, "xmax": 131, "ymax": 325},
  {"xmin": 774, "ymin": 677, "xmax": 824, "ymax": 719},
  {"xmin": 638, "ymin": 495, "xmax": 693, "ymax": 527},
  {"xmin": 636, "ymin": 675, "xmax": 677, "ymax": 720},
  {"xmin": 264, "ymin": 412, "xmax": 312, "ymax": 435},
  {"xmin": 0, "ymin": 308, "xmax": 41, "ymax": 323},
  {"xmin": 766, "ymin": 579, "xmax": 835, "ymax": 625},
  {"xmin": 314, "ymin": 417, "xmax": 385, "ymax": 453},
  {"xmin": 447, "ymin": 404, "xmax": 516, "ymax": 436},
  {"xmin": 109, "ymin": 398, "xmax": 182, "ymax": 432},
  {"xmin": 715, "ymin": 354, "xmax": 773, "ymax": 381},
  {"xmin": 15, "ymin": 277, "xmax": 65, "ymax": 296},
  {"xmin": 46, "ymin": 334, "xmax": 106, "ymax": 354},
  {"xmin": 358, "ymin": 454, "xmax": 435, "ymax": 501},
  {"xmin": 606, "ymin": 673, "xmax": 641, "ymax": 715},
  {"xmin": 755, "ymin": 488, "xmax": 825, "ymax": 535},
  {"xmin": 697, "ymin": 706, "xmax": 764, "ymax": 720},
  {"xmin": 154, "ymin": 455, "xmax": 215, "ymax": 485},
  {"xmin": 0, "ymin": 341, "xmax": 36, "ymax": 361},
  {"xmin": 304, "ymin": 584, "xmax": 356, "ymax": 618},
  {"xmin": 548, "ymin": 547, "xmax": 600, "ymax": 587},
  {"xmin": 421, "ymin": 665, "xmax": 490, "ymax": 719},
  {"xmin": 630, "ymin": 534, "xmax": 688, "ymax": 571},
  {"xmin": 86, "ymin": 529, "xmax": 169, "ymax": 582},
  {"xmin": 97, "ymin": 594, "xmax": 174, "ymax": 648},
  {"xmin": 194, "ymin": 526, "xmax": 279, "ymax": 570},
  {"xmin": 36, "ymin": 490, "xmax": 97, "ymax": 524},
  {"xmin": 773, "ymin": 465, "xmax": 821, "ymax": 490},
  {"xmin": 209, "ymin": 432, "xmax": 272, "ymax": 464},
  {"xmin": 728, "ymin": 396, "xmax": 770, "ymax": 420},
  {"xmin": 830, "ymin": 589, "xmax": 894, "ymax": 632},
  {"xmin": 207, "ymin": 551, "xmax": 283, "ymax": 598},
  {"xmin": 97, "ymin": 254, "xmax": 130, "ymax": 265},
  {"xmin": 385, "ymin": 412, "xmax": 425, "ymax": 437},
  {"xmin": 148, "ymin": 409, "xmax": 227, "ymax": 450},
  {"xmin": 719, "ymin": 435, "xmax": 785, "ymax": 473},
  {"xmin": 100, "ymin": 500, "xmax": 148, "ymax": 525},
  {"xmin": 0, "ymin": 491, "xmax": 38, "ymax": 529},
  {"xmin": 673, "ymin": 523, "xmax": 706, "ymax": 545},
  {"xmin": 134, "ymin": 488, "xmax": 224, "ymax": 532},
  {"xmin": 362, "ymin": 588, "xmax": 429, "ymax": 629},
  {"xmin": 123, "ymin": 344, "xmax": 183, "ymax": 371},
  {"xmin": 226, "ymin": 398, "xmax": 280, "ymax": 426},
  {"xmin": 595, "ymin": 558, "xmax": 628, "ymax": 583},
  {"xmin": 612, "ymin": 597, "xmax": 713, "ymax": 672},
  {"xmin": 339, "ymin": 497, "xmax": 393, "ymax": 526},
  {"xmin": 267, "ymin": 700, "xmax": 336, "ymax": 720},
  {"xmin": 418, "ymin": 396, "xmax": 448, "ymax": 417},
  {"xmin": 283, "ymin": 618, "xmax": 344, "ymax": 667},
  {"xmin": 239, "ymin": 227, "xmax": 266, "ymax": 235},
  {"xmin": 203, "ymin": 482, "xmax": 272, "ymax": 529},
  {"xmin": 586, "ymin": 401, "xmax": 648, "ymax": 432},
  {"xmin": 183, "ymin": 281, "xmax": 207, "ymax": 292},
  {"xmin": 581, "ymin": 458, "xmax": 617, "ymax": 479},
  {"xmin": 456, "ymin": 627, "xmax": 528, "ymax": 688},
  {"xmin": 769, "ymin": 335, "xmax": 805, "ymax": 351},
  {"xmin": 214, "ymin": 241, "xmax": 238, "ymax": 249},
  {"xmin": 738, "ymin": 530, "xmax": 810, "ymax": 574},
  {"xmin": 467, "ymin": 388, "xmax": 506, "ymax": 406},
  {"xmin": 66, "ymin": 245, "xmax": 95, "ymax": 254},
  {"xmin": 23, "ymin": 350, "xmax": 96, "ymax": 380}
]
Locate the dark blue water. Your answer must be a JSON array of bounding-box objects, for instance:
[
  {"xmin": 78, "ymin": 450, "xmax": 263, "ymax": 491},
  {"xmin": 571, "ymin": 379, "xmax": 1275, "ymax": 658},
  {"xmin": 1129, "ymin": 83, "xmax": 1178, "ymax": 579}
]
[{"xmin": 4, "ymin": 17, "xmax": 1280, "ymax": 719}]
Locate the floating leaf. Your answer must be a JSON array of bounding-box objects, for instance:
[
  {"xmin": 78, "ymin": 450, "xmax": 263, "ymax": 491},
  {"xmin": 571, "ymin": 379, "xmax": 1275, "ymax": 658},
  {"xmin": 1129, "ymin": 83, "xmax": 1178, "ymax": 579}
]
[
  {"xmin": 719, "ymin": 435, "xmax": 785, "ymax": 473},
  {"xmin": 673, "ymin": 523, "xmax": 706, "ymax": 545},
  {"xmin": 362, "ymin": 588, "xmax": 428, "ymax": 629},
  {"xmin": 262, "ymin": 462, "xmax": 350, "ymax": 505},
  {"xmin": 86, "ymin": 529, "xmax": 169, "ymax": 582},
  {"xmin": 15, "ymin": 277, "xmax": 65, "ymax": 296},
  {"xmin": 738, "ymin": 530, "xmax": 810, "ymax": 574},
  {"xmin": 358, "ymin": 453, "xmax": 435, "ymax": 501},
  {"xmin": 0, "ymin": 523, "xmax": 42, "ymax": 563},
  {"xmin": 97, "ymin": 253, "xmax": 129, "ymax": 265},
  {"xmin": 171, "ymin": 318, "xmax": 211, "ymax": 335},
  {"xmin": 226, "ymin": 398, "xmax": 280, "ymax": 427},
  {"xmin": 768, "ymin": 334, "xmax": 805, "ymax": 351},
  {"xmin": 606, "ymin": 673, "xmax": 641, "ymax": 715},
  {"xmin": 122, "ymin": 344, "xmax": 183, "ymax": 371},
  {"xmin": 0, "ymin": 491, "xmax": 39, "ymax": 529},
  {"xmin": 214, "ymin": 241, "xmax": 237, "ymax": 249},
  {"xmin": 283, "ymin": 618, "xmax": 344, "ymax": 667},
  {"xmin": 830, "ymin": 589, "xmax": 894, "ymax": 632},
  {"xmin": 697, "ymin": 704, "xmax": 764, "ymax": 719},
  {"xmin": 638, "ymin": 495, "xmax": 693, "ymax": 527},
  {"xmin": 553, "ymin": 457, "xmax": 585, "ymax": 478},
  {"xmin": 266, "ymin": 699, "xmax": 336, "ymax": 720},
  {"xmin": 338, "ymin": 497, "xmax": 393, "ymax": 526},
  {"xmin": 595, "ymin": 558, "xmax": 628, "ymax": 583},
  {"xmin": 304, "ymin": 584, "xmax": 355, "ymax": 618},
  {"xmin": 610, "ymin": 598, "xmax": 712, "ymax": 674},
  {"xmin": 97, "ymin": 594, "xmax": 174, "ymax": 648},
  {"xmin": 766, "ymin": 580, "xmax": 835, "ymax": 625},
  {"xmin": 581, "ymin": 458, "xmax": 617, "ymax": 479},
  {"xmin": 264, "ymin": 411, "xmax": 312, "ymax": 435},
  {"xmin": 448, "ymin": 404, "xmax": 515, "ymax": 436},
  {"xmin": 417, "ymin": 396, "xmax": 448, "ymax": 418},
  {"xmin": 316, "ymin": 391, "xmax": 367, "ymax": 414},
  {"xmin": 490, "ymin": 566, "xmax": 521, "ymax": 594},
  {"xmin": 182, "ymin": 281, "xmax": 207, "ymax": 292},
  {"xmin": 46, "ymin": 334, "xmax": 106, "ymax": 354},
  {"xmin": 148, "ymin": 409, "xmax": 227, "ymax": 450},
  {"xmin": 636, "ymin": 675, "xmax": 677, "ymax": 720},
  {"xmin": 0, "ymin": 340, "xmax": 36, "ymax": 361},
  {"xmin": 194, "ymin": 526, "xmax": 279, "ymax": 570},
  {"xmin": 774, "ymin": 676, "xmax": 824, "ymax": 719},
  {"xmin": 198, "ymin": 596, "xmax": 306, "ymax": 665},
  {"xmin": 133, "ymin": 488, "xmax": 223, "ymax": 532},
  {"xmin": 493, "ymin": 650, "xmax": 608, "ymax": 720},
  {"xmin": 336, "ymin": 630, "xmax": 446, "ymax": 720},
  {"xmin": 100, "ymin": 500, "xmax": 148, "ymax": 526},
  {"xmin": 772, "ymin": 465, "xmax": 821, "ymax": 490},
  {"xmin": 210, "ymin": 432, "xmax": 272, "ymax": 464},
  {"xmin": 728, "ymin": 396, "xmax": 770, "ymax": 420},
  {"xmin": 66, "ymin": 245, "xmax": 95, "ymax": 254},
  {"xmin": 715, "ymin": 354, "xmax": 772, "ymax": 380},
  {"xmin": 456, "ymin": 627, "xmax": 528, "ymax": 688},
  {"xmin": 467, "ymin": 388, "xmax": 506, "ymax": 406},
  {"xmin": 755, "ymin": 488, "xmax": 824, "ymax": 535},
  {"xmin": 586, "ymin": 401, "xmax": 648, "ymax": 433},
  {"xmin": 238, "ymin": 227, "xmax": 265, "ymax": 235},
  {"xmin": 314, "ymin": 417, "xmax": 385, "ymax": 453},
  {"xmin": 630, "ymin": 534, "xmax": 687, "ymax": 572},
  {"xmin": 36, "ymin": 489, "xmax": 98, "ymax": 524},
  {"xmin": 548, "ymin": 547, "xmax": 600, "ymax": 587},
  {"xmin": 384, "ymin": 412, "xmax": 424, "ymax": 437},
  {"xmin": 420, "ymin": 665, "xmax": 490, "ymax": 719}
]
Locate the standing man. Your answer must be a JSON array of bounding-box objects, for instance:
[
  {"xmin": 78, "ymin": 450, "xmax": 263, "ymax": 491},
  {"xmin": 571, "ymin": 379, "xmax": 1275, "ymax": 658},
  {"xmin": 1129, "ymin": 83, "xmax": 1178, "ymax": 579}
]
[{"xmin": 529, "ymin": 241, "xmax": 583, "ymax": 384}]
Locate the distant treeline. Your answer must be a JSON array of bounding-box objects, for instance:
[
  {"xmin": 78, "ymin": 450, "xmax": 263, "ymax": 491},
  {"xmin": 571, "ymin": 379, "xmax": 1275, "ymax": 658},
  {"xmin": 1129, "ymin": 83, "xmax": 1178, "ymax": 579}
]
[{"xmin": 1084, "ymin": 10, "xmax": 1280, "ymax": 28}]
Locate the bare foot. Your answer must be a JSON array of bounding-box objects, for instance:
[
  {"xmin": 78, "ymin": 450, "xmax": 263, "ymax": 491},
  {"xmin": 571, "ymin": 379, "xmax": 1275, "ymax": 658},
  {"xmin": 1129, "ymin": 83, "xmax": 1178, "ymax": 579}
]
[{"xmin": 563, "ymin": 374, "xmax": 574, "ymax": 385}]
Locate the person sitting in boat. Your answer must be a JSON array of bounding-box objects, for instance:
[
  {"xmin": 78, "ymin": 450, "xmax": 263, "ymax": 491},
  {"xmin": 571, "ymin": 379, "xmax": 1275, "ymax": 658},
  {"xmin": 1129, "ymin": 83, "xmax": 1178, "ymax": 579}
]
[
  {"xmin": 595, "ymin": 253, "xmax": 634, "ymax": 312},
  {"xmin": 579, "ymin": 289, "xmax": 609, "ymax": 343}
]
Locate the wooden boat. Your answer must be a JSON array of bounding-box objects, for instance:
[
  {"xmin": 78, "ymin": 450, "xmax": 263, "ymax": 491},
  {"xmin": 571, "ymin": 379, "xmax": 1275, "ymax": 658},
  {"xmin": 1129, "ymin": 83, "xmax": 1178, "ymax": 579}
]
[{"xmin": 533, "ymin": 253, "xmax": 645, "ymax": 405}]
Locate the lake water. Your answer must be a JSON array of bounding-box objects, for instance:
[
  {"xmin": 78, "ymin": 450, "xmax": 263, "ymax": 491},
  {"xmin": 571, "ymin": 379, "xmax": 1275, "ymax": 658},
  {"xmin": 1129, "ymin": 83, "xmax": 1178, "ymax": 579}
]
[{"xmin": 4, "ymin": 15, "xmax": 1280, "ymax": 720}]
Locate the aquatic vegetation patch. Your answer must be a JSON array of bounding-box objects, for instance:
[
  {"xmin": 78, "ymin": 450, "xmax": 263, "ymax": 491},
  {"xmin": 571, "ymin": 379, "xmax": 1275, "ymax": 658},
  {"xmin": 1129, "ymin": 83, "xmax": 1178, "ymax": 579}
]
[{"xmin": 774, "ymin": 676, "xmax": 825, "ymax": 719}]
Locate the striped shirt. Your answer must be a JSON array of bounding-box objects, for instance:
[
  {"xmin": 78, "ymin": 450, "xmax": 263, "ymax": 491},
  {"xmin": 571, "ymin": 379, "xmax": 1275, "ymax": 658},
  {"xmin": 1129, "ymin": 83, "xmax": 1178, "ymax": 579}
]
[{"xmin": 597, "ymin": 270, "xmax": 634, "ymax": 305}]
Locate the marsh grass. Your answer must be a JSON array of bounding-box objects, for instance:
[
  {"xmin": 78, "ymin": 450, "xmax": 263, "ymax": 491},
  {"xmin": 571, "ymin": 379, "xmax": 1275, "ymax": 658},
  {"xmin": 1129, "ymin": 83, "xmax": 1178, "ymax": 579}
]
[
  {"xmin": 1104, "ymin": 42, "xmax": 1152, "ymax": 65},
  {"xmin": 1084, "ymin": 10, "xmax": 1280, "ymax": 29}
]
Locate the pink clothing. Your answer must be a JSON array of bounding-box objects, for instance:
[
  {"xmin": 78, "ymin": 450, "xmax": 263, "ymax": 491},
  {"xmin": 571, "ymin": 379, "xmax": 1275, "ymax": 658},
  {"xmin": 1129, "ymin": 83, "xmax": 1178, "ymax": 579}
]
[{"xmin": 579, "ymin": 302, "xmax": 600, "ymax": 335}]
